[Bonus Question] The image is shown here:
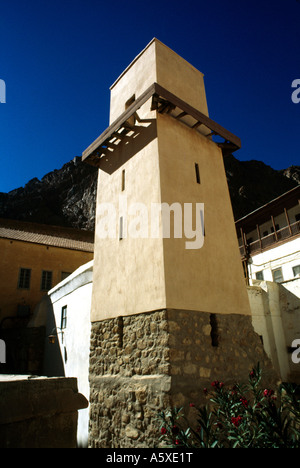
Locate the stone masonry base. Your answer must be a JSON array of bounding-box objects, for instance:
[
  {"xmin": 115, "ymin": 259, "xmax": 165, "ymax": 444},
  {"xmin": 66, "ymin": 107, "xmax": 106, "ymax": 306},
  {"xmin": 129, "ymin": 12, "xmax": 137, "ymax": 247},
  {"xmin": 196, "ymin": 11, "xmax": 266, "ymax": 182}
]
[{"xmin": 88, "ymin": 309, "xmax": 278, "ymax": 448}]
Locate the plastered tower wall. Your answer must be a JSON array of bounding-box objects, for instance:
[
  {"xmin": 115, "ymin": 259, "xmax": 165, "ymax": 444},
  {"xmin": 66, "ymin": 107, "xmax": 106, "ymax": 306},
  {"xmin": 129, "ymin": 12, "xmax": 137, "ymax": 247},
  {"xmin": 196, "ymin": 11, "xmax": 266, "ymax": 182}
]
[
  {"xmin": 157, "ymin": 112, "xmax": 249, "ymax": 313},
  {"xmin": 85, "ymin": 39, "xmax": 277, "ymax": 448},
  {"xmin": 91, "ymin": 38, "xmax": 250, "ymax": 321}
]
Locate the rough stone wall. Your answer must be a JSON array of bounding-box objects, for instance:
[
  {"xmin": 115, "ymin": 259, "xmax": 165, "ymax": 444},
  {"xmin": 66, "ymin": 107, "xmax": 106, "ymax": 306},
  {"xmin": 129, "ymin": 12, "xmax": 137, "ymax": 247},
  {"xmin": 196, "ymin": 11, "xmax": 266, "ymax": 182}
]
[
  {"xmin": 89, "ymin": 311, "xmax": 171, "ymax": 448},
  {"xmin": 0, "ymin": 377, "xmax": 88, "ymax": 448},
  {"xmin": 89, "ymin": 309, "xmax": 278, "ymax": 448}
]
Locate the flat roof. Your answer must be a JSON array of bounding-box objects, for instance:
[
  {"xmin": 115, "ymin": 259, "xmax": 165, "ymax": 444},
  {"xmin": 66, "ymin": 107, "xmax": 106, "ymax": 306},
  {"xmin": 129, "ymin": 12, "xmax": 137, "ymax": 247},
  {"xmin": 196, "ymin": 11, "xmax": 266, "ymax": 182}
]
[{"xmin": 109, "ymin": 38, "xmax": 204, "ymax": 90}]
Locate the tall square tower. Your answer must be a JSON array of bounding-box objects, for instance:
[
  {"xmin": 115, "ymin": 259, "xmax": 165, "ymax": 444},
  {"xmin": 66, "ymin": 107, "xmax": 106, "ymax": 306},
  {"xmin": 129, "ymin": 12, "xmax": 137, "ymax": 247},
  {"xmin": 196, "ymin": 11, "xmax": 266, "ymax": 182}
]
[
  {"xmin": 84, "ymin": 38, "xmax": 250, "ymax": 320},
  {"xmin": 83, "ymin": 39, "xmax": 276, "ymax": 448}
]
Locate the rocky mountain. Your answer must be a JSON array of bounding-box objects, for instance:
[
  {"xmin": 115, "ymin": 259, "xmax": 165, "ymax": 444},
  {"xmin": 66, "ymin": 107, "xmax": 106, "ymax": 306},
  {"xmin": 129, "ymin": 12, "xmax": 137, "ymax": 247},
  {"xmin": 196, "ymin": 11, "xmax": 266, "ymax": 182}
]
[
  {"xmin": 0, "ymin": 154, "xmax": 298, "ymax": 231},
  {"xmin": 0, "ymin": 157, "xmax": 98, "ymax": 231},
  {"xmin": 224, "ymin": 154, "xmax": 299, "ymax": 220}
]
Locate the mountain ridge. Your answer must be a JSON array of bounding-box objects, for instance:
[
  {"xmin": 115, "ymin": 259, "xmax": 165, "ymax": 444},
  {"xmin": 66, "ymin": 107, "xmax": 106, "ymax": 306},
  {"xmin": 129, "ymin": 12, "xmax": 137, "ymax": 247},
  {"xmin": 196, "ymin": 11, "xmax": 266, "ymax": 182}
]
[{"xmin": 0, "ymin": 154, "xmax": 299, "ymax": 231}]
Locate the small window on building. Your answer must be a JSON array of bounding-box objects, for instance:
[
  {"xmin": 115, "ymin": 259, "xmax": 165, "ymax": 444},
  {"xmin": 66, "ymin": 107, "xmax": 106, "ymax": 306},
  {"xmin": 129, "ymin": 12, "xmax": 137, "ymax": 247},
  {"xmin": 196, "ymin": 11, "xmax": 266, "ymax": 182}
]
[
  {"xmin": 18, "ymin": 268, "xmax": 31, "ymax": 289},
  {"xmin": 292, "ymin": 265, "xmax": 300, "ymax": 277},
  {"xmin": 61, "ymin": 305, "xmax": 67, "ymax": 330},
  {"xmin": 61, "ymin": 272, "xmax": 71, "ymax": 281},
  {"xmin": 263, "ymin": 230, "xmax": 268, "ymax": 237},
  {"xmin": 295, "ymin": 213, "xmax": 300, "ymax": 222},
  {"xmin": 195, "ymin": 163, "xmax": 200, "ymax": 184},
  {"xmin": 122, "ymin": 169, "xmax": 125, "ymax": 191},
  {"xmin": 119, "ymin": 216, "xmax": 124, "ymax": 241},
  {"xmin": 256, "ymin": 271, "xmax": 264, "ymax": 281},
  {"xmin": 125, "ymin": 95, "xmax": 136, "ymax": 127},
  {"xmin": 272, "ymin": 268, "xmax": 283, "ymax": 283},
  {"xmin": 41, "ymin": 270, "xmax": 53, "ymax": 291}
]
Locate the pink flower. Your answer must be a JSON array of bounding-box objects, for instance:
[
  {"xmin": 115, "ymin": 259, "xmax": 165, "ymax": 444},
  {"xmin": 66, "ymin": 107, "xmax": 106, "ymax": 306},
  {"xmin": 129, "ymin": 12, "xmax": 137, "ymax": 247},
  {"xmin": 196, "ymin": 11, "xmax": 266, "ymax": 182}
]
[
  {"xmin": 263, "ymin": 389, "xmax": 274, "ymax": 398},
  {"xmin": 211, "ymin": 380, "xmax": 224, "ymax": 390},
  {"xmin": 240, "ymin": 397, "xmax": 248, "ymax": 408},
  {"xmin": 231, "ymin": 415, "xmax": 242, "ymax": 427},
  {"xmin": 211, "ymin": 380, "xmax": 219, "ymax": 387}
]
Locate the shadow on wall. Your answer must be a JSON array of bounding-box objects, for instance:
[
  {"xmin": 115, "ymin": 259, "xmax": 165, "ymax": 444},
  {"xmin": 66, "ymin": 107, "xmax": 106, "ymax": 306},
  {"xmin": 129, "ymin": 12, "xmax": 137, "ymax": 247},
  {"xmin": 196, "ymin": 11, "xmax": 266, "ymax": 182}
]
[
  {"xmin": 28, "ymin": 295, "xmax": 65, "ymax": 377},
  {"xmin": 98, "ymin": 118, "xmax": 157, "ymax": 174}
]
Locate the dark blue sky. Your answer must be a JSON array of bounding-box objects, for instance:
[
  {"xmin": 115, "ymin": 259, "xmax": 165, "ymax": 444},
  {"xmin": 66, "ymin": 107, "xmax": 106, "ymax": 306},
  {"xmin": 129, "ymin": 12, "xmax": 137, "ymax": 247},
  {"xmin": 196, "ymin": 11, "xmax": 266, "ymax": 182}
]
[{"xmin": 0, "ymin": 0, "xmax": 299, "ymax": 193}]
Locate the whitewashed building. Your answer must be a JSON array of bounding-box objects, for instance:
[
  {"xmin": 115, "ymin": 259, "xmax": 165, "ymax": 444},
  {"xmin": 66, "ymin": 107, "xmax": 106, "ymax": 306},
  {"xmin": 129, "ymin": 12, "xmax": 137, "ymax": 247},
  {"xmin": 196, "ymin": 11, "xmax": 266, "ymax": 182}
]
[
  {"xmin": 29, "ymin": 260, "xmax": 93, "ymax": 447},
  {"xmin": 236, "ymin": 185, "xmax": 300, "ymax": 382},
  {"xmin": 236, "ymin": 185, "xmax": 300, "ymax": 287}
]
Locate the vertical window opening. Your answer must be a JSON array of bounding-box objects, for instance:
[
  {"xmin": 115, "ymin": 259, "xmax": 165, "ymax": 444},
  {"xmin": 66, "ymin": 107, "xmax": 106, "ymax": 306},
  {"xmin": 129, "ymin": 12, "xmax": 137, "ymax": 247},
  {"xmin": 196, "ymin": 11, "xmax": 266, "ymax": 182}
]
[
  {"xmin": 117, "ymin": 316, "xmax": 124, "ymax": 348},
  {"xmin": 18, "ymin": 268, "xmax": 31, "ymax": 289},
  {"xmin": 61, "ymin": 305, "xmax": 67, "ymax": 330},
  {"xmin": 119, "ymin": 216, "xmax": 124, "ymax": 240},
  {"xmin": 125, "ymin": 94, "xmax": 136, "ymax": 127},
  {"xmin": 122, "ymin": 169, "xmax": 125, "ymax": 191},
  {"xmin": 195, "ymin": 163, "xmax": 200, "ymax": 184},
  {"xmin": 272, "ymin": 268, "xmax": 283, "ymax": 283},
  {"xmin": 210, "ymin": 313, "xmax": 219, "ymax": 347},
  {"xmin": 41, "ymin": 270, "xmax": 53, "ymax": 291}
]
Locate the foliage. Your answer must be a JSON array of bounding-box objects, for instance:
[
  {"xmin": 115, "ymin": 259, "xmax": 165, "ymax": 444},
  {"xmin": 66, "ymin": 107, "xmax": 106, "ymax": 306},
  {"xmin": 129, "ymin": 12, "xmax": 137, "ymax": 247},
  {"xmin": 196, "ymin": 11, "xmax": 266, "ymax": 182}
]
[{"xmin": 158, "ymin": 364, "xmax": 300, "ymax": 448}]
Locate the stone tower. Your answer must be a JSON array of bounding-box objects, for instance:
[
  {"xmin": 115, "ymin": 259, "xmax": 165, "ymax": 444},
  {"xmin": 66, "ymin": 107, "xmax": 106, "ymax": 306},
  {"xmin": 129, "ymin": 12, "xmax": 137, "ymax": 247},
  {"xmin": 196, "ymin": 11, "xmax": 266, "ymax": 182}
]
[{"xmin": 83, "ymin": 39, "xmax": 276, "ymax": 448}]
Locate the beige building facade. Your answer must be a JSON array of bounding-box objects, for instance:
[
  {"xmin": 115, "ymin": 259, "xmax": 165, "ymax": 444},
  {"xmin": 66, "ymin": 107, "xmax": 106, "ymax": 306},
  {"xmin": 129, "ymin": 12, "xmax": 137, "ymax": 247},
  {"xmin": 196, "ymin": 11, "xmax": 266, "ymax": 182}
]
[{"xmin": 0, "ymin": 218, "xmax": 94, "ymax": 324}]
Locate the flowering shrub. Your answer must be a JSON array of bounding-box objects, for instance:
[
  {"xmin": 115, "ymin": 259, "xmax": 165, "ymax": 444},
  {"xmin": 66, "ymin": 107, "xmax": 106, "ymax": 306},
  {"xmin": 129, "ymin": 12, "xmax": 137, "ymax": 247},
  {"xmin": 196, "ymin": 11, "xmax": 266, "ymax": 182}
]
[{"xmin": 158, "ymin": 364, "xmax": 300, "ymax": 448}]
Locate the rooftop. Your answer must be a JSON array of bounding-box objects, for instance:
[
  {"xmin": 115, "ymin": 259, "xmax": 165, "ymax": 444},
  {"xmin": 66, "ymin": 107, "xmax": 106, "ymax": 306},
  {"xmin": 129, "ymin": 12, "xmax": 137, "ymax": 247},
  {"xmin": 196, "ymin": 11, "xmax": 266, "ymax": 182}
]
[{"xmin": 0, "ymin": 218, "xmax": 94, "ymax": 253}]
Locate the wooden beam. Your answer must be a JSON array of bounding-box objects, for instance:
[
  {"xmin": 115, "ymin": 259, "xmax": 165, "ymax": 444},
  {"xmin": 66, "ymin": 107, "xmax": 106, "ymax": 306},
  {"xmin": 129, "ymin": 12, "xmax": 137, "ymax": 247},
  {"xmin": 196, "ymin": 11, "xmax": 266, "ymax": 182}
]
[
  {"xmin": 192, "ymin": 121, "xmax": 203, "ymax": 129},
  {"xmin": 82, "ymin": 83, "xmax": 156, "ymax": 162},
  {"xmin": 82, "ymin": 82, "xmax": 241, "ymax": 166},
  {"xmin": 256, "ymin": 224, "xmax": 262, "ymax": 250},
  {"xmin": 153, "ymin": 83, "xmax": 241, "ymax": 151},
  {"xmin": 176, "ymin": 111, "xmax": 188, "ymax": 119},
  {"xmin": 271, "ymin": 216, "xmax": 278, "ymax": 241},
  {"xmin": 284, "ymin": 208, "xmax": 292, "ymax": 235}
]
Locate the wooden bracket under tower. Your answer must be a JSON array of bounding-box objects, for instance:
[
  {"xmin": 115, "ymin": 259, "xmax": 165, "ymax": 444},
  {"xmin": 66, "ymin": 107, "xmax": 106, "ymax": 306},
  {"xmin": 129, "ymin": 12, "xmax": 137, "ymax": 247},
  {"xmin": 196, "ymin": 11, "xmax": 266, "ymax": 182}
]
[{"xmin": 82, "ymin": 82, "xmax": 241, "ymax": 170}]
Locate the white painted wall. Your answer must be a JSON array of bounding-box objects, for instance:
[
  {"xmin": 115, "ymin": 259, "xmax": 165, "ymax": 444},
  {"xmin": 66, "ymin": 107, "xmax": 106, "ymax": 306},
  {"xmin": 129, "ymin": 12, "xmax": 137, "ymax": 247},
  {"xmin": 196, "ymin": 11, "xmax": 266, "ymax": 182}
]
[
  {"xmin": 248, "ymin": 237, "xmax": 300, "ymax": 287},
  {"xmin": 247, "ymin": 278, "xmax": 300, "ymax": 383},
  {"xmin": 45, "ymin": 261, "xmax": 93, "ymax": 447},
  {"xmin": 245, "ymin": 238, "xmax": 300, "ymax": 382}
]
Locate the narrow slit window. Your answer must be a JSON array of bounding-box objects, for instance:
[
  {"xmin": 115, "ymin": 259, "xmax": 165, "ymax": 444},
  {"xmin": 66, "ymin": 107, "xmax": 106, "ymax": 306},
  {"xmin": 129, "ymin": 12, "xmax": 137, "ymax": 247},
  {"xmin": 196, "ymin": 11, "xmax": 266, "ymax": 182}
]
[
  {"xmin": 117, "ymin": 316, "xmax": 124, "ymax": 348},
  {"xmin": 125, "ymin": 94, "xmax": 136, "ymax": 127},
  {"xmin": 210, "ymin": 313, "xmax": 219, "ymax": 347},
  {"xmin": 119, "ymin": 216, "xmax": 124, "ymax": 240},
  {"xmin": 61, "ymin": 305, "xmax": 67, "ymax": 330},
  {"xmin": 195, "ymin": 163, "xmax": 200, "ymax": 184},
  {"xmin": 125, "ymin": 94, "xmax": 136, "ymax": 110},
  {"xmin": 122, "ymin": 169, "xmax": 125, "ymax": 191}
]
